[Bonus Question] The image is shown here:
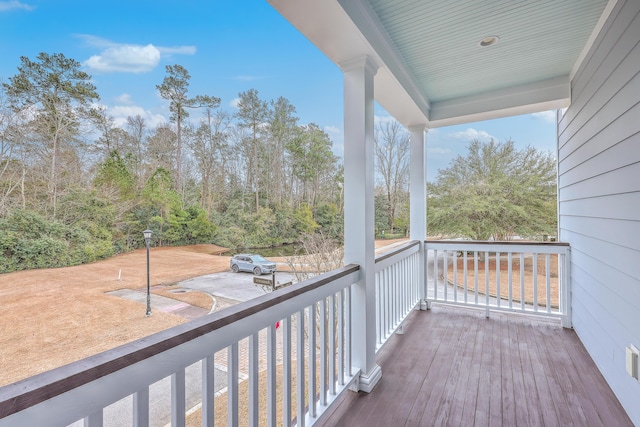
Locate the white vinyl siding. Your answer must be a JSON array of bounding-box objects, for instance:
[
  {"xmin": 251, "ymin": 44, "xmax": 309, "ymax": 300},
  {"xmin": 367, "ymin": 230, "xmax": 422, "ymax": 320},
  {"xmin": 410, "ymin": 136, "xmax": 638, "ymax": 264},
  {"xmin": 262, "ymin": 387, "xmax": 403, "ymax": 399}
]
[{"xmin": 557, "ymin": 0, "xmax": 640, "ymax": 423}]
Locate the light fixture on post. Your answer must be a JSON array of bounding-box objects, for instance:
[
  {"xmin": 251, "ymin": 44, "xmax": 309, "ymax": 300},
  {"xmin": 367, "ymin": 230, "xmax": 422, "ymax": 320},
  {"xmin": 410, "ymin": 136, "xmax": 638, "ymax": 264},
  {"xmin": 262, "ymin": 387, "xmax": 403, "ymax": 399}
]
[{"xmin": 143, "ymin": 229, "xmax": 153, "ymax": 317}]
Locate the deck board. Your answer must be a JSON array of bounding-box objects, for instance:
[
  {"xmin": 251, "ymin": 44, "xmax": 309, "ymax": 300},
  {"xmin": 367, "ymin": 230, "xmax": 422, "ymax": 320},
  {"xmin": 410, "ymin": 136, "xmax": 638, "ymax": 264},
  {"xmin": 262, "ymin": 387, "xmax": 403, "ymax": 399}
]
[{"xmin": 317, "ymin": 305, "xmax": 633, "ymax": 427}]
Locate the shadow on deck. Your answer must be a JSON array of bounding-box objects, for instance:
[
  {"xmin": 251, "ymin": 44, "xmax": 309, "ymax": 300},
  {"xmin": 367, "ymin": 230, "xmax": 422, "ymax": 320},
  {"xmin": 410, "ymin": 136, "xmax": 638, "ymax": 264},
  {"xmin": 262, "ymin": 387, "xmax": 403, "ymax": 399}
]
[{"xmin": 318, "ymin": 305, "xmax": 632, "ymax": 426}]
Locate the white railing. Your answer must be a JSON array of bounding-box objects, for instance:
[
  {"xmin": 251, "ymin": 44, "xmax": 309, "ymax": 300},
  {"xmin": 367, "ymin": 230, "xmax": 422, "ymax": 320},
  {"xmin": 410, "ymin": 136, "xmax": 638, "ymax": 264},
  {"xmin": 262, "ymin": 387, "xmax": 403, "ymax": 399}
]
[
  {"xmin": 374, "ymin": 240, "xmax": 422, "ymax": 350},
  {"xmin": 425, "ymin": 240, "xmax": 571, "ymax": 327},
  {"xmin": 0, "ymin": 265, "xmax": 360, "ymax": 427},
  {"xmin": 0, "ymin": 240, "xmax": 572, "ymax": 427}
]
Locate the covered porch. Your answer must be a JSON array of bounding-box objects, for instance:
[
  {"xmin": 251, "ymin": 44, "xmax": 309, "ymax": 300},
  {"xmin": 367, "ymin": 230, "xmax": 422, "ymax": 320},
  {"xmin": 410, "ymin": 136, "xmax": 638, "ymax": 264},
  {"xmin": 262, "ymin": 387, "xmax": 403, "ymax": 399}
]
[
  {"xmin": 1, "ymin": 0, "xmax": 639, "ymax": 425},
  {"xmin": 318, "ymin": 304, "xmax": 631, "ymax": 426},
  {"xmin": 269, "ymin": 0, "xmax": 640, "ymax": 424},
  {"xmin": 0, "ymin": 241, "xmax": 632, "ymax": 425}
]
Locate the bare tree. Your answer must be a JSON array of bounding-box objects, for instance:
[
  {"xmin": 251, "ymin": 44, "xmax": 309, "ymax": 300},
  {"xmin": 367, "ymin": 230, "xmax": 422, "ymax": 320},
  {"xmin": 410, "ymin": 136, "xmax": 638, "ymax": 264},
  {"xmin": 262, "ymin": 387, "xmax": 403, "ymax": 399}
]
[
  {"xmin": 146, "ymin": 124, "xmax": 177, "ymax": 173},
  {"xmin": 0, "ymin": 85, "xmax": 27, "ymax": 213},
  {"xmin": 189, "ymin": 108, "xmax": 232, "ymax": 212},
  {"xmin": 125, "ymin": 114, "xmax": 147, "ymax": 183},
  {"xmin": 374, "ymin": 120, "xmax": 409, "ymax": 233},
  {"xmin": 284, "ymin": 232, "xmax": 344, "ymax": 282},
  {"xmin": 235, "ymin": 89, "xmax": 269, "ymax": 212}
]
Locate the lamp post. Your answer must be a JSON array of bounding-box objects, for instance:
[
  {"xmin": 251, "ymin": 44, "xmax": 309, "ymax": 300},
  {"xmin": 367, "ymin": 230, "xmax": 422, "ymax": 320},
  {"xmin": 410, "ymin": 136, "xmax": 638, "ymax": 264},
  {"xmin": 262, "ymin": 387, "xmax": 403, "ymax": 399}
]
[{"xmin": 143, "ymin": 229, "xmax": 153, "ymax": 317}]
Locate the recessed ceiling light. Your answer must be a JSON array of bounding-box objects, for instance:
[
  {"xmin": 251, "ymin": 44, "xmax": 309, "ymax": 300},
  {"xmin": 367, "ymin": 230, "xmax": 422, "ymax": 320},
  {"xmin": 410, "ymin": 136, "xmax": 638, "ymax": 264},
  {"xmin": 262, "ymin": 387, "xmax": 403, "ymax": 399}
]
[{"xmin": 479, "ymin": 36, "xmax": 500, "ymax": 47}]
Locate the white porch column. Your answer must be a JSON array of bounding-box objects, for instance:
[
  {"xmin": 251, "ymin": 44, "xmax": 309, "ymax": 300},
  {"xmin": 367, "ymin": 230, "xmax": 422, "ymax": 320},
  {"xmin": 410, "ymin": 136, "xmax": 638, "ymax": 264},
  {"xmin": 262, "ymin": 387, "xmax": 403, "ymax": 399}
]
[
  {"xmin": 342, "ymin": 56, "xmax": 381, "ymax": 393},
  {"xmin": 408, "ymin": 126, "xmax": 428, "ymax": 309}
]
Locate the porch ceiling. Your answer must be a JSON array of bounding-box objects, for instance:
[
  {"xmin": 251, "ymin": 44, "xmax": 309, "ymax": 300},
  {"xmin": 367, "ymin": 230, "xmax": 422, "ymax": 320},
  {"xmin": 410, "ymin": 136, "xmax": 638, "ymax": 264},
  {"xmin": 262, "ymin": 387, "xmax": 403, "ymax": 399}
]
[{"xmin": 268, "ymin": 0, "xmax": 614, "ymax": 128}]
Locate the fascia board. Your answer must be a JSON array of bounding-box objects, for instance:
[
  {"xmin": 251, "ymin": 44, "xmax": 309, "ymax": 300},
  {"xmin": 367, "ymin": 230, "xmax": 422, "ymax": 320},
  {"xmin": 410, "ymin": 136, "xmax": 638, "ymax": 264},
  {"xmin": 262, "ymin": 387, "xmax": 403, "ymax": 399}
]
[{"xmin": 428, "ymin": 76, "xmax": 571, "ymax": 128}]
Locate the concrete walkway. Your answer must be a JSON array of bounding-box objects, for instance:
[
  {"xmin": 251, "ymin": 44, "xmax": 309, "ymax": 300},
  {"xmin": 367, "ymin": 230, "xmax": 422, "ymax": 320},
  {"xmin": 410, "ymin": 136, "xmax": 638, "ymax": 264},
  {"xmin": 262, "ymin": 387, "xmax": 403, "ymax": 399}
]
[{"xmin": 106, "ymin": 288, "xmax": 210, "ymax": 320}]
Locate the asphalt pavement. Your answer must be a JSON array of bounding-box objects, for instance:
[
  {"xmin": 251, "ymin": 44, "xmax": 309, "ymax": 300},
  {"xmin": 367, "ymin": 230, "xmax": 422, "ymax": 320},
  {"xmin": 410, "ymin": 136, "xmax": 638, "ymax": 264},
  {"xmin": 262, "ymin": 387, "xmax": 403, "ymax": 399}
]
[{"xmin": 178, "ymin": 270, "xmax": 294, "ymax": 302}]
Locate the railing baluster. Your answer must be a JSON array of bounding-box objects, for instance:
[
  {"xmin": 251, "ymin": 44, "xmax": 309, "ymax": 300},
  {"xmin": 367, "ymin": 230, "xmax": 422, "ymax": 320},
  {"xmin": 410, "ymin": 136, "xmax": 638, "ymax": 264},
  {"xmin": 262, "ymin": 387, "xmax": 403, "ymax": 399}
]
[
  {"xmin": 319, "ymin": 297, "xmax": 327, "ymax": 406},
  {"xmin": 443, "ymin": 250, "xmax": 448, "ymax": 301},
  {"xmin": 434, "ymin": 249, "xmax": 439, "ymax": 301},
  {"xmin": 296, "ymin": 310, "xmax": 306, "ymax": 427},
  {"xmin": 393, "ymin": 261, "xmax": 406, "ymax": 320},
  {"xmin": 227, "ymin": 344, "xmax": 238, "ymax": 427},
  {"xmin": 404, "ymin": 257, "xmax": 409, "ymax": 314},
  {"xmin": 133, "ymin": 386, "xmax": 149, "ymax": 427},
  {"xmin": 249, "ymin": 332, "xmax": 259, "ymax": 427},
  {"xmin": 520, "ymin": 253, "xmax": 525, "ymax": 311},
  {"xmin": 338, "ymin": 291, "xmax": 344, "ymax": 386},
  {"xmin": 283, "ymin": 316, "xmax": 292, "ymax": 426},
  {"xmin": 396, "ymin": 260, "xmax": 402, "ymax": 320},
  {"xmin": 329, "ymin": 294, "xmax": 336, "ymax": 396},
  {"xmin": 546, "ymin": 253, "xmax": 551, "ymax": 313},
  {"xmin": 474, "ymin": 251, "xmax": 479, "ymax": 305},
  {"xmin": 308, "ymin": 303, "xmax": 317, "ymax": 419},
  {"xmin": 496, "ymin": 252, "xmax": 501, "ymax": 308},
  {"xmin": 84, "ymin": 409, "xmax": 103, "ymax": 427},
  {"xmin": 201, "ymin": 356, "xmax": 214, "ymax": 427},
  {"xmin": 453, "ymin": 251, "xmax": 458, "ymax": 302},
  {"xmin": 172, "ymin": 367, "xmax": 186, "ymax": 427},
  {"xmin": 533, "ymin": 253, "xmax": 539, "ymax": 312},
  {"xmin": 463, "ymin": 250, "xmax": 468, "ymax": 303},
  {"xmin": 345, "ymin": 286, "xmax": 352, "ymax": 376},
  {"xmin": 388, "ymin": 267, "xmax": 393, "ymax": 335},
  {"xmin": 412, "ymin": 254, "xmax": 417, "ymax": 307},
  {"xmin": 375, "ymin": 271, "xmax": 381, "ymax": 345},
  {"xmin": 485, "ymin": 251, "xmax": 490, "ymax": 317},
  {"xmin": 384, "ymin": 269, "xmax": 390, "ymax": 338},
  {"xmin": 561, "ymin": 249, "xmax": 572, "ymax": 327},
  {"xmin": 382, "ymin": 270, "xmax": 393, "ymax": 340},
  {"xmin": 267, "ymin": 324, "xmax": 277, "ymax": 427},
  {"xmin": 508, "ymin": 252, "xmax": 513, "ymax": 309},
  {"xmin": 426, "ymin": 248, "xmax": 431, "ymax": 301}
]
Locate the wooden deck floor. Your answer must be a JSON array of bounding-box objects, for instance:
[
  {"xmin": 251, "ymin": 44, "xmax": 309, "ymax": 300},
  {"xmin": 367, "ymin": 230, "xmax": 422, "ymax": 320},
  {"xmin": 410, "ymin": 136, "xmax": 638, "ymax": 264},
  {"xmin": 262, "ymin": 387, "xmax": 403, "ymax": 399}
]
[{"xmin": 318, "ymin": 305, "xmax": 632, "ymax": 426}]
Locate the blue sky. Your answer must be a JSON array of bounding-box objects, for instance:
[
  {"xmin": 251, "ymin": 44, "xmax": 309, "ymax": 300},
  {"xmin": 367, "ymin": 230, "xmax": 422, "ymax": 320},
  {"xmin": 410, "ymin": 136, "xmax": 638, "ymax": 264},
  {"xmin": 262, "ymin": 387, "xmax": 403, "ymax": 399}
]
[{"xmin": 0, "ymin": 0, "xmax": 557, "ymax": 181}]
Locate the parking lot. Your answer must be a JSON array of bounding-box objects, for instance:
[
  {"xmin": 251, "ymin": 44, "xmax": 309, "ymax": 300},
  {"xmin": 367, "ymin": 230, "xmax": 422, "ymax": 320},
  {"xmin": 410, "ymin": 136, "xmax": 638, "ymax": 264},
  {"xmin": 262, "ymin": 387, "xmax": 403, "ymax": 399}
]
[{"xmin": 177, "ymin": 270, "xmax": 296, "ymax": 303}]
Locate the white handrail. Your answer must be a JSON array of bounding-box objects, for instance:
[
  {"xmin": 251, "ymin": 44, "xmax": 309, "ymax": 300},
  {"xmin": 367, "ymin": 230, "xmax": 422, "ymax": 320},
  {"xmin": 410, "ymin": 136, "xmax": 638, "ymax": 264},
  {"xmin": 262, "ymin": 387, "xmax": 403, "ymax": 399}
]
[
  {"xmin": 425, "ymin": 240, "xmax": 571, "ymax": 327},
  {"xmin": 0, "ymin": 265, "xmax": 360, "ymax": 427},
  {"xmin": 0, "ymin": 240, "xmax": 572, "ymax": 427},
  {"xmin": 374, "ymin": 241, "xmax": 422, "ymax": 350}
]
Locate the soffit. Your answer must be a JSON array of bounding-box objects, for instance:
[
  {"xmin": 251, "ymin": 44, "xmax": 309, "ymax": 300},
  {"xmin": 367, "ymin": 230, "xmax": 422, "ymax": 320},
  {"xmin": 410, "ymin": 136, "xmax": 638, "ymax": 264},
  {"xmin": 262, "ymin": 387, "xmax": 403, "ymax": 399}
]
[{"xmin": 268, "ymin": 0, "xmax": 612, "ymax": 127}]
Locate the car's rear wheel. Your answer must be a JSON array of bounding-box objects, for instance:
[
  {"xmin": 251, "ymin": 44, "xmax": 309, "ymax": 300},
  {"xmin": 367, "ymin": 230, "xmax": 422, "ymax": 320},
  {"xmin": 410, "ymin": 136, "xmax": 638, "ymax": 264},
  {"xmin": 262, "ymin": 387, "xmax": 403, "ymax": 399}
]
[
  {"xmin": 253, "ymin": 267, "xmax": 262, "ymax": 275},
  {"xmin": 231, "ymin": 264, "xmax": 239, "ymax": 273}
]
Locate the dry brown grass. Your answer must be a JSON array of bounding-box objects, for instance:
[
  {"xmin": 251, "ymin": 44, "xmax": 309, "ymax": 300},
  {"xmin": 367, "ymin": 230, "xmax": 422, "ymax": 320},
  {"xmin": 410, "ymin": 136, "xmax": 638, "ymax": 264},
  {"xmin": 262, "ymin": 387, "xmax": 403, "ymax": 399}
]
[
  {"xmin": 0, "ymin": 244, "xmax": 230, "ymax": 386},
  {"xmin": 0, "ymin": 239, "xmax": 409, "ymax": 388}
]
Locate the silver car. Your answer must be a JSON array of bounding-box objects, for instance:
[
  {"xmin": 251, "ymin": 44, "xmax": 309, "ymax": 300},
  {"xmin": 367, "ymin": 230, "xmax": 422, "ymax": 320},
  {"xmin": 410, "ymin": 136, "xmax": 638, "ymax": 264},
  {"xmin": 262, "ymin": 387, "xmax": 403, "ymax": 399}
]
[{"xmin": 230, "ymin": 254, "xmax": 276, "ymax": 275}]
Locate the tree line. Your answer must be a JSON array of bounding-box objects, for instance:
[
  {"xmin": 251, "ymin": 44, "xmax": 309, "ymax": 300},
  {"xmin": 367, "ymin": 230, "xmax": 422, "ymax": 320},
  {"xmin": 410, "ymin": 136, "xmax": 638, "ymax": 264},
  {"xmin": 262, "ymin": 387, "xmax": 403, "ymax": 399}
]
[
  {"xmin": 0, "ymin": 52, "xmax": 558, "ymax": 274},
  {"xmin": 0, "ymin": 53, "xmax": 344, "ymax": 272}
]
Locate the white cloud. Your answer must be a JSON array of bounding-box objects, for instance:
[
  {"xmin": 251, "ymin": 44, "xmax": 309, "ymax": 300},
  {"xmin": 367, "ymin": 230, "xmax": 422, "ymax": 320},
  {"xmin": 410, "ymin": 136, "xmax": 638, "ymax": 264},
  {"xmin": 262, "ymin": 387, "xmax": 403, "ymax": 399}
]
[
  {"xmin": 229, "ymin": 98, "xmax": 241, "ymax": 109},
  {"xmin": 85, "ymin": 44, "xmax": 161, "ymax": 73},
  {"xmin": 531, "ymin": 110, "xmax": 556, "ymax": 124},
  {"xmin": 323, "ymin": 125, "xmax": 341, "ymax": 135},
  {"xmin": 115, "ymin": 93, "xmax": 134, "ymax": 105},
  {"xmin": 449, "ymin": 127, "xmax": 495, "ymax": 142},
  {"xmin": 374, "ymin": 114, "xmax": 399, "ymax": 127},
  {"xmin": 78, "ymin": 35, "xmax": 196, "ymax": 74},
  {"xmin": 0, "ymin": 1, "xmax": 33, "ymax": 11},
  {"xmin": 157, "ymin": 45, "xmax": 197, "ymax": 55},
  {"xmin": 427, "ymin": 147, "xmax": 452, "ymax": 156},
  {"xmin": 109, "ymin": 104, "xmax": 166, "ymax": 129}
]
